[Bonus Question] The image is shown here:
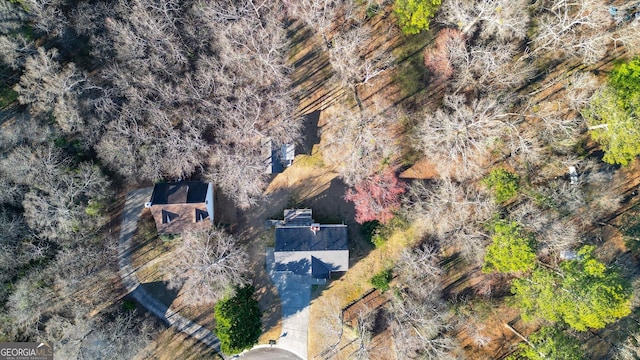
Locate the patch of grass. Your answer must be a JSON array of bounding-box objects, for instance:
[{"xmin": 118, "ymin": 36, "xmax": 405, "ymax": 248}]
[
  {"xmin": 122, "ymin": 299, "xmax": 136, "ymax": 311},
  {"xmin": 366, "ymin": 3, "xmax": 381, "ymax": 19},
  {"xmin": 295, "ymin": 151, "xmax": 324, "ymax": 168},
  {"xmin": 391, "ymin": 29, "xmax": 433, "ymax": 97},
  {"xmin": 394, "ymin": 52, "xmax": 429, "ymax": 97},
  {"xmin": 621, "ymin": 206, "xmax": 640, "ymax": 255},
  {"xmin": 0, "ymin": 86, "xmax": 18, "ymax": 108},
  {"xmin": 159, "ymin": 234, "xmax": 177, "ymax": 242},
  {"xmin": 525, "ymin": 189, "xmax": 556, "ymax": 210}
]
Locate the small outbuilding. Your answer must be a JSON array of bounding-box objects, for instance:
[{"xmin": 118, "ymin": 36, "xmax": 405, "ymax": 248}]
[
  {"xmin": 263, "ymin": 138, "xmax": 295, "ymax": 174},
  {"xmin": 146, "ymin": 181, "xmax": 214, "ymax": 234}
]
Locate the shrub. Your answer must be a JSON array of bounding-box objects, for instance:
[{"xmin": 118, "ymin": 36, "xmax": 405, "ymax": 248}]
[
  {"xmin": 368, "ymin": 216, "xmax": 408, "ymax": 248},
  {"xmin": 366, "ymin": 3, "xmax": 381, "ymax": 19},
  {"xmin": 370, "ymin": 269, "xmax": 393, "ymax": 291},
  {"xmin": 85, "ymin": 199, "xmax": 105, "ymax": 217},
  {"xmin": 361, "ymin": 220, "xmax": 381, "ymax": 243},
  {"xmin": 482, "ymin": 168, "xmax": 519, "ymax": 203},
  {"xmin": 159, "ymin": 234, "xmax": 176, "ymax": 242},
  {"xmin": 214, "ymin": 286, "xmax": 262, "ymax": 354}
]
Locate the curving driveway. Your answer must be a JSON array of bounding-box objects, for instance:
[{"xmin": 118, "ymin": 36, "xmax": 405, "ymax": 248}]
[{"xmin": 117, "ymin": 188, "xmax": 221, "ymax": 351}]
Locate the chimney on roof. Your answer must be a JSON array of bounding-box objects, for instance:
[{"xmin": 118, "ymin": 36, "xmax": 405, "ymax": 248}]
[{"xmin": 310, "ymin": 223, "xmax": 320, "ymax": 235}]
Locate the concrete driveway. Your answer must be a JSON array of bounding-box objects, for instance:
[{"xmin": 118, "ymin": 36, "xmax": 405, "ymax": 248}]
[
  {"xmin": 266, "ymin": 249, "xmax": 324, "ymax": 360},
  {"xmin": 118, "ymin": 188, "xmax": 220, "ymax": 351}
]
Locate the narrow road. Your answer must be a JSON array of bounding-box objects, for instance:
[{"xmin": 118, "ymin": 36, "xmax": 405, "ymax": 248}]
[{"xmin": 117, "ymin": 188, "xmax": 221, "ymax": 352}]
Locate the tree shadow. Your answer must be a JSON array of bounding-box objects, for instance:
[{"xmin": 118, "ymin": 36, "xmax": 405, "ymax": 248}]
[
  {"xmin": 139, "ymin": 281, "xmax": 179, "ymax": 309},
  {"xmin": 299, "ymin": 110, "xmax": 321, "ymax": 155}
]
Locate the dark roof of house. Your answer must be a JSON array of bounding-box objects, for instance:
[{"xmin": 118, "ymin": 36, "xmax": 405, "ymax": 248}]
[
  {"xmin": 151, "ymin": 182, "xmax": 209, "ymax": 205},
  {"xmin": 275, "ymin": 225, "xmax": 348, "ymax": 252}
]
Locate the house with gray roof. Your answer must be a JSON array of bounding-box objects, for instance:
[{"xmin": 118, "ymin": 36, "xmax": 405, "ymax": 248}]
[{"xmin": 273, "ymin": 209, "xmax": 349, "ymax": 279}]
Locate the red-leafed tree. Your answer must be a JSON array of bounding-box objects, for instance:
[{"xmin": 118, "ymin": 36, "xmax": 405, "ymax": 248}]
[{"xmin": 345, "ymin": 169, "xmax": 406, "ymax": 224}]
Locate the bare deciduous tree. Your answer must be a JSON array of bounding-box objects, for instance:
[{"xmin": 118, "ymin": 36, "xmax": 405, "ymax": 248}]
[
  {"xmin": 55, "ymin": 310, "xmax": 159, "ymax": 360},
  {"xmin": 565, "ymin": 71, "xmax": 600, "ymax": 111},
  {"xmin": 97, "ymin": 106, "xmax": 208, "ymax": 181},
  {"xmin": 167, "ymin": 228, "xmax": 249, "ymax": 306},
  {"xmin": 611, "ymin": 20, "xmax": 640, "ymax": 55},
  {"xmin": 284, "ymin": 0, "xmax": 353, "ymax": 44},
  {"xmin": 22, "ymin": 0, "xmax": 68, "ymax": 35},
  {"xmin": 447, "ymin": 40, "xmax": 534, "ymax": 93},
  {"xmin": 91, "ymin": 0, "xmax": 300, "ymax": 202},
  {"xmin": 389, "ymin": 245, "xmax": 460, "ymax": 359},
  {"xmin": 403, "ymin": 180, "xmax": 494, "ymax": 266},
  {"xmin": 414, "ymin": 94, "xmax": 508, "ymax": 180},
  {"xmin": 315, "ymin": 295, "xmax": 345, "ymax": 357},
  {"xmin": 323, "ymin": 103, "xmax": 400, "ymax": 185},
  {"xmin": 440, "ymin": 0, "xmax": 530, "ymax": 43},
  {"xmin": 207, "ymin": 148, "xmax": 269, "ymax": 209},
  {"xmin": 0, "ymin": 35, "xmax": 34, "ymax": 71},
  {"xmin": 0, "ymin": 145, "xmax": 110, "ymax": 245},
  {"xmin": 531, "ymin": 0, "xmax": 611, "ymax": 64},
  {"xmin": 14, "ymin": 47, "xmax": 95, "ymax": 136},
  {"xmin": 344, "ymin": 304, "xmax": 375, "ymax": 360},
  {"xmin": 328, "ymin": 22, "xmax": 396, "ymax": 90}
]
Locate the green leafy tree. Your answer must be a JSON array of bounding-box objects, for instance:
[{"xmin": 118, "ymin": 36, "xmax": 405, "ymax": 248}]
[
  {"xmin": 610, "ymin": 57, "xmax": 640, "ymax": 109},
  {"xmin": 394, "ymin": 0, "xmax": 442, "ymax": 35},
  {"xmin": 370, "ymin": 269, "xmax": 393, "ymax": 291},
  {"xmin": 483, "ymin": 221, "xmax": 536, "ymax": 273},
  {"xmin": 558, "ymin": 246, "xmax": 632, "ymax": 330},
  {"xmin": 507, "ymin": 326, "xmax": 583, "ymax": 360},
  {"xmin": 583, "ymin": 88, "xmax": 640, "ymax": 166},
  {"xmin": 511, "ymin": 246, "xmax": 632, "ymax": 331},
  {"xmin": 482, "ymin": 168, "xmax": 519, "ymax": 203},
  {"xmin": 214, "ymin": 286, "xmax": 262, "ymax": 354},
  {"xmin": 583, "ymin": 57, "xmax": 640, "ymax": 166}
]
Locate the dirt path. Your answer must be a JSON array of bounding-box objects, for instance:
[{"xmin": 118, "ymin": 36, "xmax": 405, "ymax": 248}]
[{"xmin": 117, "ymin": 188, "xmax": 221, "ymax": 352}]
